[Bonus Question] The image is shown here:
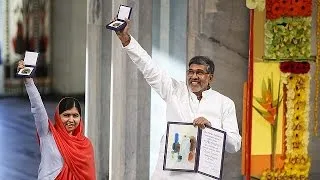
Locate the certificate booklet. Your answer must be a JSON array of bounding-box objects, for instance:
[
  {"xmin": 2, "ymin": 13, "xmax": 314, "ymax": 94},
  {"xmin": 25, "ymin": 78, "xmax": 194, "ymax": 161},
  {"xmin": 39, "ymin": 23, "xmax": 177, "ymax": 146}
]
[
  {"xmin": 16, "ymin": 51, "xmax": 38, "ymax": 77},
  {"xmin": 163, "ymin": 122, "xmax": 226, "ymax": 179}
]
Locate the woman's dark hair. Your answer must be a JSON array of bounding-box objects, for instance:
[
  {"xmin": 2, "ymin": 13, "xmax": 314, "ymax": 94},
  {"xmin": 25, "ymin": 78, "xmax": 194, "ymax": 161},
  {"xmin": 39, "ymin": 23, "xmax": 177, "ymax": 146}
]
[
  {"xmin": 59, "ymin": 97, "xmax": 81, "ymax": 116},
  {"xmin": 188, "ymin": 56, "xmax": 215, "ymax": 75}
]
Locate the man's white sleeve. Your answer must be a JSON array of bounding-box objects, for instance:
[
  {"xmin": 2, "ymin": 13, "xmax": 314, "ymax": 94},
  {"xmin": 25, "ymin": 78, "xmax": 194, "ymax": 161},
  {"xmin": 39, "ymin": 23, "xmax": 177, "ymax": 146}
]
[
  {"xmin": 123, "ymin": 36, "xmax": 179, "ymax": 101},
  {"xmin": 221, "ymin": 98, "xmax": 242, "ymax": 153}
]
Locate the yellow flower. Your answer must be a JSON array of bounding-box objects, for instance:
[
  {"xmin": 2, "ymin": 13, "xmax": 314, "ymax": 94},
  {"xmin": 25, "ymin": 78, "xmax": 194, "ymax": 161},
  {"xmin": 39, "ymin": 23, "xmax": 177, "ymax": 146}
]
[
  {"xmin": 281, "ymin": 73, "xmax": 290, "ymax": 84},
  {"xmin": 303, "ymin": 131, "xmax": 310, "ymax": 148},
  {"xmin": 292, "ymin": 130, "xmax": 304, "ymax": 142},
  {"xmin": 286, "ymin": 101, "xmax": 295, "ymax": 113},
  {"xmin": 293, "ymin": 121, "xmax": 306, "ymax": 132},
  {"xmin": 284, "ymin": 164, "xmax": 294, "ymax": 174},
  {"xmin": 298, "ymin": 74, "xmax": 310, "ymax": 82},
  {"xmin": 286, "ymin": 127, "xmax": 293, "ymax": 137},
  {"xmin": 292, "ymin": 139, "xmax": 304, "ymax": 151},
  {"xmin": 294, "ymin": 171, "xmax": 308, "ymax": 180},
  {"xmin": 294, "ymin": 82, "xmax": 306, "ymax": 91},
  {"xmin": 286, "ymin": 88, "xmax": 296, "ymax": 100},
  {"xmin": 278, "ymin": 170, "xmax": 288, "ymax": 179},
  {"xmin": 294, "ymin": 102, "xmax": 306, "ymax": 115},
  {"xmin": 261, "ymin": 169, "xmax": 273, "ymax": 179},
  {"xmin": 295, "ymin": 76, "xmax": 308, "ymax": 87},
  {"xmin": 293, "ymin": 89, "xmax": 307, "ymax": 103},
  {"xmin": 292, "ymin": 113, "xmax": 303, "ymax": 123},
  {"xmin": 287, "ymin": 74, "xmax": 298, "ymax": 86},
  {"xmin": 274, "ymin": 73, "xmax": 311, "ymax": 178}
]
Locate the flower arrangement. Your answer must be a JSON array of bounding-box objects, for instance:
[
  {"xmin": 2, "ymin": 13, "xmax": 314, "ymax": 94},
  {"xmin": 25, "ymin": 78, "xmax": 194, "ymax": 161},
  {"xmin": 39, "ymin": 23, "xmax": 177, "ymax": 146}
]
[
  {"xmin": 246, "ymin": 0, "xmax": 265, "ymax": 11},
  {"xmin": 257, "ymin": 0, "xmax": 313, "ymax": 178},
  {"xmin": 261, "ymin": 72, "xmax": 311, "ymax": 179},
  {"xmin": 264, "ymin": 17, "xmax": 311, "ymax": 60},
  {"xmin": 266, "ymin": 0, "xmax": 312, "ymax": 20},
  {"xmin": 283, "ymin": 73, "xmax": 310, "ymax": 152}
]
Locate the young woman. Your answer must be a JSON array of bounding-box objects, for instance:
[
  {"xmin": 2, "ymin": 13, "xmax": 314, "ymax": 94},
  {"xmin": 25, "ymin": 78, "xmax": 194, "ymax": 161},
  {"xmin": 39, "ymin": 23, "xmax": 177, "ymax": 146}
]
[{"xmin": 18, "ymin": 60, "xmax": 96, "ymax": 180}]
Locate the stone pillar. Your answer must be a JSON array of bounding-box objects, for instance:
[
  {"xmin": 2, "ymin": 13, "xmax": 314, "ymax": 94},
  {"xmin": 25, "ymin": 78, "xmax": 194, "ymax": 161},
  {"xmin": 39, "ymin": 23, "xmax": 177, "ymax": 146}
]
[
  {"xmin": 187, "ymin": 0, "xmax": 248, "ymax": 179},
  {"xmin": 187, "ymin": 0, "xmax": 201, "ymax": 60},
  {"xmin": 0, "ymin": 0, "xmax": 5, "ymax": 94},
  {"xmin": 160, "ymin": 0, "xmax": 170, "ymax": 54},
  {"xmin": 86, "ymin": 0, "xmax": 110, "ymax": 179},
  {"xmin": 169, "ymin": 0, "xmax": 187, "ymax": 61},
  {"xmin": 86, "ymin": 0, "xmax": 152, "ymax": 179},
  {"xmin": 52, "ymin": 0, "xmax": 87, "ymax": 95}
]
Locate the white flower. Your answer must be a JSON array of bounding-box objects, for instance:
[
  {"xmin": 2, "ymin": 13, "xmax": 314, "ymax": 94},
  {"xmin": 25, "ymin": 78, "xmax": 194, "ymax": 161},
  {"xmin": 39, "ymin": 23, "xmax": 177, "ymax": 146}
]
[{"xmin": 246, "ymin": 0, "xmax": 265, "ymax": 11}]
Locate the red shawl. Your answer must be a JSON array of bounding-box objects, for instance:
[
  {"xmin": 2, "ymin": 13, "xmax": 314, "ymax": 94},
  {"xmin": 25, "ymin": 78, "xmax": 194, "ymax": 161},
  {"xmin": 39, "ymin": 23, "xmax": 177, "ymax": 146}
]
[{"xmin": 48, "ymin": 107, "xmax": 96, "ymax": 180}]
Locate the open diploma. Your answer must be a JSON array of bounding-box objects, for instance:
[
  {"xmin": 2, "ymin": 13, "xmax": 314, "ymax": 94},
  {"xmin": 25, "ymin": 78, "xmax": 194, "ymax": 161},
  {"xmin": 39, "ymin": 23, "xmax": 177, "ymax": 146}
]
[{"xmin": 163, "ymin": 122, "xmax": 226, "ymax": 179}]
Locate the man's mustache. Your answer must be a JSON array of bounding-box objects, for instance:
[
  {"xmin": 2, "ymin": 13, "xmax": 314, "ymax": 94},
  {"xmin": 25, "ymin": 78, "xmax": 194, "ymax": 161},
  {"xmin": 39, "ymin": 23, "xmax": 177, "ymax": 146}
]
[{"xmin": 188, "ymin": 79, "xmax": 200, "ymax": 83}]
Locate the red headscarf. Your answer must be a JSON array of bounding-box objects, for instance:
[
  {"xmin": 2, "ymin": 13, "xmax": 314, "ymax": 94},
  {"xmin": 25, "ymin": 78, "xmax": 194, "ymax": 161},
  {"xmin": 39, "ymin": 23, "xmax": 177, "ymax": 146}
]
[{"xmin": 47, "ymin": 104, "xmax": 96, "ymax": 180}]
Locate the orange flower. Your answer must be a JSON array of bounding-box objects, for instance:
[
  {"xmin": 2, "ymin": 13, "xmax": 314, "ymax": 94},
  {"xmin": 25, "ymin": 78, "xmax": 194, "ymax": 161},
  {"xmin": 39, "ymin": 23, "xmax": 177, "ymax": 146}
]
[
  {"xmin": 292, "ymin": 0, "xmax": 303, "ymax": 6},
  {"xmin": 254, "ymin": 74, "xmax": 282, "ymax": 126},
  {"xmin": 280, "ymin": 0, "xmax": 290, "ymax": 7},
  {"xmin": 280, "ymin": 0, "xmax": 290, "ymax": 14},
  {"xmin": 263, "ymin": 113, "xmax": 276, "ymax": 125},
  {"xmin": 271, "ymin": 3, "xmax": 282, "ymax": 18},
  {"xmin": 266, "ymin": 0, "xmax": 312, "ymax": 18},
  {"xmin": 298, "ymin": 2, "xmax": 312, "ymax": 16},
  {"xmin": 260, "ymin": 102, "xmax": 272, "ymax": 110},
  {"xmin": 268, "ymin": 106, "xmax": 277, "ymax": 116},
  {"xmin": 286, "ymin": 4, "xmax": 299, "ymax": 16},
  {"xmin": 264, "ymin": 90, "xmax": 273, "ymax": 104}
]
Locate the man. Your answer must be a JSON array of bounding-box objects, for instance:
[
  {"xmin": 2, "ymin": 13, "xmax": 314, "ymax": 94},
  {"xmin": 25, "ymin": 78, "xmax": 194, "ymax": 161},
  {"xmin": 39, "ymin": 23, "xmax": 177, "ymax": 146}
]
[{"xmin": 116, "ymin": 21, "xmax": 241, "ymax": 180}]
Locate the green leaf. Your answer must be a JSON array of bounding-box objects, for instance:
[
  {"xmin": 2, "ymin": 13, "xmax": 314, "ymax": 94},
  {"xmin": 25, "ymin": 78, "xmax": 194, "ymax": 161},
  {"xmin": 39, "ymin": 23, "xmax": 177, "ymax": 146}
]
[
  {"xmin": 254, "ymin": 96, "xmax": 265, "ymax": 104},
  {"xmin": 261, "ymin": 79, "xmax": 267, "ymax": 99},
  {"xmin": 272, "ymin": 97, "xmax": 283, "ymax": 107},
  {"xmin": 253, "ymin": 105, "xmax": 271, "ymax": 117}
]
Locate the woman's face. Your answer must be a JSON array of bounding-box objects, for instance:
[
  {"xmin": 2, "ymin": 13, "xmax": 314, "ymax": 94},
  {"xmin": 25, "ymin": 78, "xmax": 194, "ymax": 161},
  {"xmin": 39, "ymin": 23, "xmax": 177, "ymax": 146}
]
[{"xmin": 60, "ymin": 106, "xmax": 81, "ymax": 134}]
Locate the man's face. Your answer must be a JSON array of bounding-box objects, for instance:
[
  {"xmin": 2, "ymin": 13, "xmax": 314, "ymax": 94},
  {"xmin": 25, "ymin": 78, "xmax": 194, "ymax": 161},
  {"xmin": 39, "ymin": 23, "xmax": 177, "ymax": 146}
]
[{"xmin": 187, "ymin": 64, "xmax": 213, "ymax": 93}]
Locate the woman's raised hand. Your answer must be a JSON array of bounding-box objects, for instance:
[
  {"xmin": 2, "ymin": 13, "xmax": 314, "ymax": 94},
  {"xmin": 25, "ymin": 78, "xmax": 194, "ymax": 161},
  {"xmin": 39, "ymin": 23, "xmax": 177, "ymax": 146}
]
[{"xmin": 17, "ymin": 60, "xmax": 25, "ymax": 72}]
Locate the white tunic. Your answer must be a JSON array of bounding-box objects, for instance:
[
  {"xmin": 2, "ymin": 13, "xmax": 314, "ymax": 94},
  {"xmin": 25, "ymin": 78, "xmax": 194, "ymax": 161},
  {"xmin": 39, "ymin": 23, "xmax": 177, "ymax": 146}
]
[{"xmin": 123, "ymin": 37, "xmax": 242, "ymax": 180}]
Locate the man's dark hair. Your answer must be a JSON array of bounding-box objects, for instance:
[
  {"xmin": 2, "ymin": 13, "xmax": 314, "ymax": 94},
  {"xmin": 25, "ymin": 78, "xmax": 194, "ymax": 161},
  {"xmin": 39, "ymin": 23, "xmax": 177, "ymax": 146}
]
[
  {"xmin": 188, "ymin": 56, "xmax": 215, "ymax": 75},
  {"xmin": 59, "ymin": 97, "xmax": 81, "ymax": 116}
]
